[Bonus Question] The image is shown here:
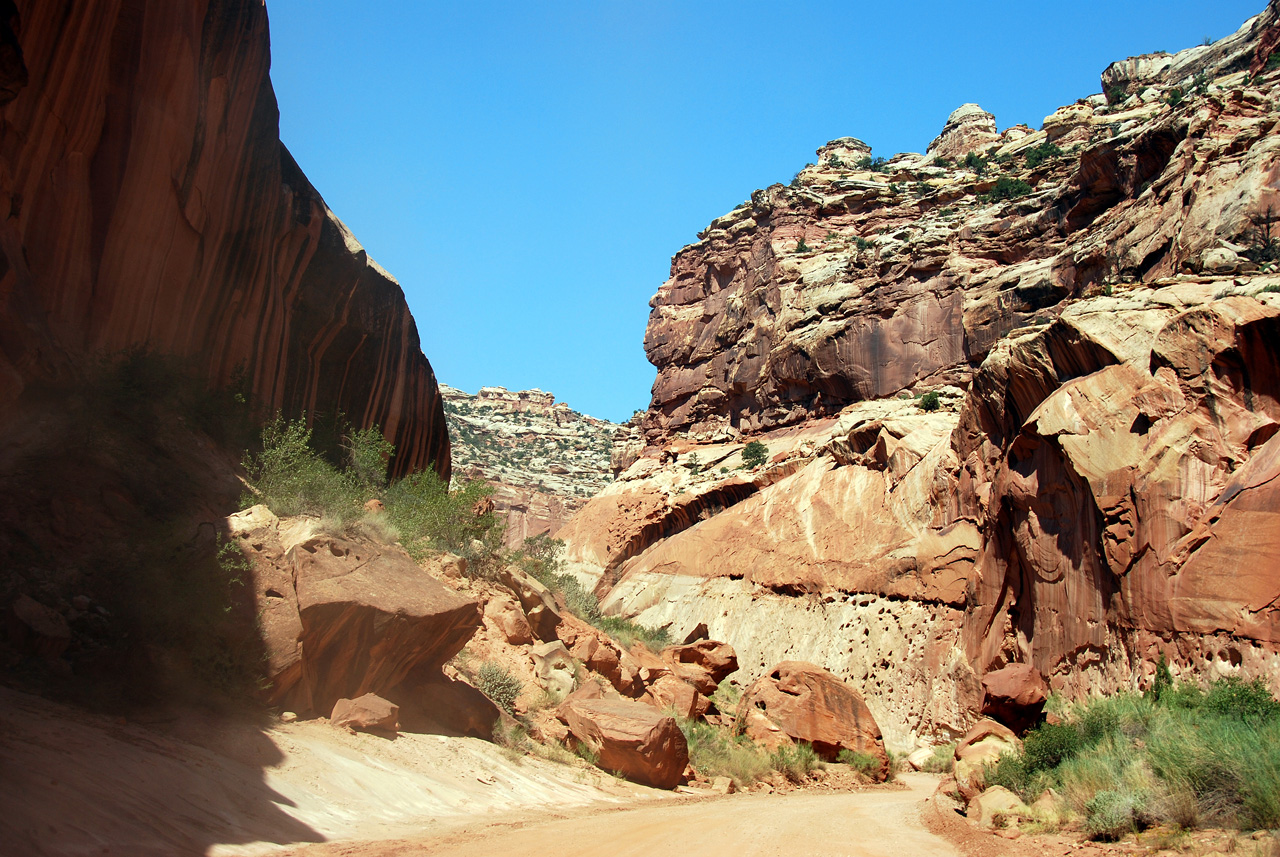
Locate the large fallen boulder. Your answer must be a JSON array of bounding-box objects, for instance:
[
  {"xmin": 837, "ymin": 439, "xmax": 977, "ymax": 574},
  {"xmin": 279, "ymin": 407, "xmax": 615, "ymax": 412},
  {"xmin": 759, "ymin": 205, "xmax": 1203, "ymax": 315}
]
[
  {"xmin": 557, "ymin": 697, "xmax": 689, "ymax": 789},
  {"xmin": 330, "ymin": 693, "xmax": 399, "ymax": 734},
  {"xmin": 735, "ymin": 661, "xmax": 888, "ymax": 779},
  {"xmin": 968, "ymin": 785, "xmax": 1033, "ymax": 828},
  {"xmin": 980, "ymin": 663, "xmax": 1048, "ymax": 732},
  {"xmin": 287, "ymin": 535, "xmax": 482, "ymax": 715},
  {"xmin": 392, "ymin": 671, "xmax": 500, "ymax": 739}
]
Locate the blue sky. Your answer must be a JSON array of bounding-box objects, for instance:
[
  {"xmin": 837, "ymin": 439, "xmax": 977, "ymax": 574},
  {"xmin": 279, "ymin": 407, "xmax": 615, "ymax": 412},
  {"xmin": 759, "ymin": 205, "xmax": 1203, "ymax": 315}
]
[{"xmin": 266, "ymin": 0, "xmax": 1264, "ymax": 423}]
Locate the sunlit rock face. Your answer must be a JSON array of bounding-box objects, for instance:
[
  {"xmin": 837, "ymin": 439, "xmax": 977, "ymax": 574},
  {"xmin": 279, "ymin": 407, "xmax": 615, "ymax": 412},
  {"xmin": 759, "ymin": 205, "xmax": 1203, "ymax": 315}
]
[
  {"xmin": 563, "ymin": 1, "xmax": 1280, "ymax": 747},
  {"xmin": 441, "ymin": 385, "xmax": 620, "ymax": 545},
  {"xmin": 0, "ymin": 0, "xmax": 449, "ymax": 478}
]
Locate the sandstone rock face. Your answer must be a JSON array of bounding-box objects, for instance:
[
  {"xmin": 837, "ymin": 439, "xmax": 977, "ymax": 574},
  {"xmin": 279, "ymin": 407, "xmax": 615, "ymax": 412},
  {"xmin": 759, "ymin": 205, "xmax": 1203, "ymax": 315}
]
[
  {"xmin": 927, "ymin": 104, "xmax": 1000, "ymax": 162},
  {"xmin": 441, "ymin": 385, "xmax": 620, "ymax": 545},
  {"xmin": 562, "ymin": 1, "xmax": 1280, "ymax": 749},
  {"xmin": 557, "ymin": 697, "xmax": 689, "ymax": 789},
  {"xmin": 736, "ymin": 661, "xmax": 888, "ymax": 779},
  {"xmin": 330, "ymin": 693, "xmax": 399, "ymax": 734},
  {"xmin": 0, "ymin": 0, "xmax": 449, "ymax": 479}
]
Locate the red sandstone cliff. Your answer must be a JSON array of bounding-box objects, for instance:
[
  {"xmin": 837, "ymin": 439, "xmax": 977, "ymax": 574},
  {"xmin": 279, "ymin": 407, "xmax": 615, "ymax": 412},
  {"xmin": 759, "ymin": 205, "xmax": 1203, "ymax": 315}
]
[
  {"xmin": 0, "ymin": 0, "xmax": 447, "ymax": 478},
  {"xmin": 561, "ymin": 3, "xmax": 1280, "ymax": 746}
]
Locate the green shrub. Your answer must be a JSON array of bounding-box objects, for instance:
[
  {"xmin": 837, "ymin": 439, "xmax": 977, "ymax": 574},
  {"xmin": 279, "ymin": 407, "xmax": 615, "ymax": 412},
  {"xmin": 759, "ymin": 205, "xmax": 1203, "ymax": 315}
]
[
  {"xmin": 920, "ymin": 743, "xmax": 955, "ymax": 773},
  {"xmin": 1085, "ymin": 789, "xmax": 1142, "ymax": 840},
  {"xmin": 855, "ymin": 237, "xmax": 873, "ymax": 251},
  {"xmin": 1024, "ymin": 721, "xmax": 1083, "ymax": 772},
  {"xmin": 984, "ymin": 176, "xmax": 1034, "ymax": 201},
  {"xmin": 1023, "ymin": 140, "xmax": 1063, "ymax": 169},
  {"xmin": 796, "ymin": 238, "xmax": 810, "ymax": 252},
  {"xmin": 919, "ymin": 391, "xmax": 941, "ymax": 412},
  {"xmin": 477, "ymin": 661, "xmax": 523, "ymax": 716},
  {"xmin": 1202, "ymin": 676, "xmax": 1280, "ymax": 722},
  {"xmin": 857, "ymin": 155, "xmax": 889, "ymax": 172},
  {"xmin": 742, "ymin": 440, "xmax": 769, "ymax": 469},
  {"xmin": 770, "ymin": 742, "xmax": 822, "ymax": 783},
  {"xmin": 242, "ymin": 415, "xmax": 361, "ymax": 521},
  {"xmin": 963, "ymin": 151, "xmax": 988, "ymax": 175},
  {"xmin": 678, "ymin": 717, "xmax": 773, "ymax": 787},
  {"xmin": 384, "ymin": 471, "xmax": 501, "ymax": 567},
  {"xmin": 837, "ymin": 749, "xmax": 882, "ymax": 777}
]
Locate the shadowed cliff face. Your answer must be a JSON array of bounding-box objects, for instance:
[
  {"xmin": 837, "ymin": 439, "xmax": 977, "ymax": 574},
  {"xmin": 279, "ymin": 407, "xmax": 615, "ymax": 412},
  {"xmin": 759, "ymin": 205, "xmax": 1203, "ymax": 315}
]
[{"xmin": 0, "ymin": 0, "xmax": 448, "ymax": 479}]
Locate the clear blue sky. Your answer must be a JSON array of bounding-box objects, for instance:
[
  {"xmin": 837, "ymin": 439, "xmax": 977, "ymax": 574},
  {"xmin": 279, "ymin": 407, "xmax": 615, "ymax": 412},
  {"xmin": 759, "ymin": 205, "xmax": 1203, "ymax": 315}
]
[{"xmin": 266, "ymin": 0, "xmax": 1263, "ymax": 424}]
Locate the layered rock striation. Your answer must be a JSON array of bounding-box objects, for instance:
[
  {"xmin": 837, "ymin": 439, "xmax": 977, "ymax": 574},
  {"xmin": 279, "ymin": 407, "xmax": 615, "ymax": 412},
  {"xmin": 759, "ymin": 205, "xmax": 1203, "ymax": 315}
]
[
  {"xmin": 442, "ymin": 385, "xmax": 621, "ymax": 544},
  {"xmin": 0, "ymin": 0, "xmax": 448, "ymax": 478},
  {"xmin": 562, "ymin": 2, "xmax": 1280, "ymax": 749}
]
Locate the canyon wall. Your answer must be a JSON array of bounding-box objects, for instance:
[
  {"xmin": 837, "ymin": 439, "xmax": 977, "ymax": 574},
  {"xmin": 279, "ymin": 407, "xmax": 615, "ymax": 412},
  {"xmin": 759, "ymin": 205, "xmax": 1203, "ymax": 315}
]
[
  {"xmin": 442, "ymin": 385, "xmax": 620, "ymax": 546},
  {"xmin": 0, "ymin": 0, "xmax": 447, "ymax": 478},
  {"xmin": 562, "ymin": 2, "xmax": 1280, "ymax": 748}
]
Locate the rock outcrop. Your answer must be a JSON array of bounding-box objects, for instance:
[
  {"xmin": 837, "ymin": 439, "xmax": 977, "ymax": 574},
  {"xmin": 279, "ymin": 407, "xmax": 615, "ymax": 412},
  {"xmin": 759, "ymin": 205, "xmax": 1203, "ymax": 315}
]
[
  {"xmin": 560, "ymin": 1, "xmax": 1280, "ymax": 750},
  {"xmin": 442, "ymin": 385, "xmax": 620, "ymax": 544},
  {"xmin": 0, "ymin": 0, "xmax": 449, "ymax": 478}
]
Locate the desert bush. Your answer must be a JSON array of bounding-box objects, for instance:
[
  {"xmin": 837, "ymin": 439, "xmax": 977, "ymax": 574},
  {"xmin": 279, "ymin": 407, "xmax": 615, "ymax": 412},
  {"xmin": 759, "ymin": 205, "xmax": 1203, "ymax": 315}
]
[
  {"xmin": 1023, "ymin": 140, "xmax": 1063, "ymax": 169},
  {"xmin": 919, "ymin": 391, "xmax": 941, "ymax": 412},
  {"xmin": 385, "ymin": 471, "xmax": 502, "ymax": 569},
  {"xmin": 920, "ymin": 743, "xmax": 956, "ymax": 773},
  {"xmin": 963, "ymin": 151, "xmax": 988, "ymax": 175},
  {"xmin": 742, "ymin": 440, "xmax": 769, "ymax": 469},
  {"xmin": 477, "ymin": 661, "xmax": 523, "ymax": 716},
  {"xmin": 837, "ymin": 749, "xmax": 882, "ymax": 777},
  {"xmin": 984, "ymin": 176, "xmax": 1034, "ymax": 202},
  {"xmin": 678, "ymin": 717, "xmax": 773, "ymax": 787},
  {"xmin": 242, "ymin": 415, "xmax": 361, "ymax": 521},
  {"xmin": 857, "ymin": 155, "xmax": 889, "ymax": 172},
  {"xmin": 771, "ymin": 741, "xmax": 823, "ymax": 783},
  {"xmin": 990, "ymin": 678, "xmax": 1280, "ymax": 837}
]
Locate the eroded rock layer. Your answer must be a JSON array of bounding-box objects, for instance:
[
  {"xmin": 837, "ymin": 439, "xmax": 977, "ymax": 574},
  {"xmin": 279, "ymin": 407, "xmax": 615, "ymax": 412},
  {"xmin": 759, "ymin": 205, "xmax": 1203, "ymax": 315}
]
[
  {"xmin": 0, "ymin": 0, "xmax": 447, "ymax": 478},
  {"xmin": 442, "ymin": 385, "xmax": 621, "ymax": 545},
  {"xmin": 563, "ymin": 2, "xmax": 1280, "ymax": 749}
]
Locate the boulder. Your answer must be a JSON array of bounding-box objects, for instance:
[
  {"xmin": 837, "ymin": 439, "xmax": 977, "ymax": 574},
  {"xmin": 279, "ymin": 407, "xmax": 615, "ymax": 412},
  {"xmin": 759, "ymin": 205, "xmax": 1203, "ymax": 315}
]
[
  {"xmin": 6, "ymin": 595, "xmax": 70, "ymax": 660},
  {"xmin": 531, "ymin": 640, "xmax": 577, "ymax": 698},
  {"xmin": 642, "ymin": 674, "xmax": 710, "ymax": 720},
  {"xmin": 661, "ymin": 639, "xmax": 738, "ymax": 693},
  {"xmin": 330, "ymin": 693, "xmax": 399, "ymax": 734},
  {"xmin": 557, "ymin": 614, "xmax": 644, "ymax": 696},
  {"xmin": 500, "ymin": 567, "xmax": 561, "ymax": 640},
  {"xmin": 967, "ymin": 786, "xmax": 1032, "ymax": 828},
  {"xmin": 393, "ymin": 673, "xmax": 500, "ymax": 739},
  {"xmin": 980, "ymin": 664, "xmax": 1048, "ymax": 732},
  {"xmin": 289, "ymin": 536, "xmax": 482, "ymax": 715},
  {"xmin": 1200, "ymin": 246, "xmax": 1242, "ymax": 274},
  {"xmin": 485, "ymin": 595, "xmax": 534, "ymax": 645},
  {"xmin": 557, "ymin": 697, "xmax": 689, "ymax": 789},
  {"xmin": 736, "ymin": 661, "xmax": 888, "ymax": 779},
  {"xmin": 954, "ymin": 719, "xmax": 1022, "ymax": 800}
]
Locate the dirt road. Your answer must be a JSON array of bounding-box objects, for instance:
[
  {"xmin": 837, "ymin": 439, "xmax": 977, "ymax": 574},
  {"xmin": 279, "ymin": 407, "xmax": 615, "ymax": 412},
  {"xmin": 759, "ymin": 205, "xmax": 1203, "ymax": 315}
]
[{"xmin": 277, "ymin": 773, "xmax": 959, "ymax": 857}]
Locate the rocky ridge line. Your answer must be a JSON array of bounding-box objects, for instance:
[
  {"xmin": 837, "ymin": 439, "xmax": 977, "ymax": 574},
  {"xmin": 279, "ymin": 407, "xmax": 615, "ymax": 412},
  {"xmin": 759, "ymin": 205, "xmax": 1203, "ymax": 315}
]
[{"xmin": 442, "ymin": 385, "xmax": 623, "ymax": 545}]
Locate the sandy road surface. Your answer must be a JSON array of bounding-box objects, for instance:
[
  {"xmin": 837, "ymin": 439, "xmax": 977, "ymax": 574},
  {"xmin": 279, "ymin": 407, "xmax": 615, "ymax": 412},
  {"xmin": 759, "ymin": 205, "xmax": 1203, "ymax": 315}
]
[{"xmin": 277, "ymin": 773, "xmax": 959, "ymax": 857}]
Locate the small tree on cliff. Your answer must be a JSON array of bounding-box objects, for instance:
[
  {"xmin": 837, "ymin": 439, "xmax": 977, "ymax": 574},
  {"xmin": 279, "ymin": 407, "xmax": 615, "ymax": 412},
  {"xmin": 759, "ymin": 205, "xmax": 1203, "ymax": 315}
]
[{"xmin": 742, "ymin": 440, "xmax": 768, "ymax": 469}]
